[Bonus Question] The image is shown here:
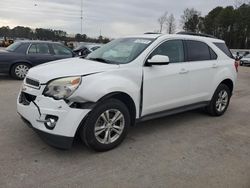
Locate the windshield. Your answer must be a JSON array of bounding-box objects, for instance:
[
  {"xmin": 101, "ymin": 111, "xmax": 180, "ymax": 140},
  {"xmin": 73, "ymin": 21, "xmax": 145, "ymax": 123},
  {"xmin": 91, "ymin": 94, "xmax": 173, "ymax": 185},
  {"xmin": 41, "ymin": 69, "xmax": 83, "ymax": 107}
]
[
  {"xmin": 6, "ymin": 42, "xmax": 22, "ymax": 52},
  {"xmin": 87, "ymin": 38, "xmax": 154, "ymax": 64}
]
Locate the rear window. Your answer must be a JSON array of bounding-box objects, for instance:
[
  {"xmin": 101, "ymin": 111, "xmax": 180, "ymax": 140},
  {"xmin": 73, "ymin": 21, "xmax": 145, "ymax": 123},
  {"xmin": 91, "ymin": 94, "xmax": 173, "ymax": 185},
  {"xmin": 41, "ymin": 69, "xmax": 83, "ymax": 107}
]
[
  {"xmin": 214, "ymin": 42, "xmax": 234, "ymax": 58},
  {"xmin": 6, "ymin": 42, "xmax": 22, "ymax": 52}
]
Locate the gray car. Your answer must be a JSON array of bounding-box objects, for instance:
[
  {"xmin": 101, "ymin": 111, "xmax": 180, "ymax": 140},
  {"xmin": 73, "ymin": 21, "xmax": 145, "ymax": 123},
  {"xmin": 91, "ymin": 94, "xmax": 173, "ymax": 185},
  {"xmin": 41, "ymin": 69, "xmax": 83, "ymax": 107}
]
[
  {"xmin": 0, "ymin": 41, "xmax": 75, "ymax": 79},
  {"xmin": 240, "ymin": 54, "xmax": 250, "ymax": 66}
]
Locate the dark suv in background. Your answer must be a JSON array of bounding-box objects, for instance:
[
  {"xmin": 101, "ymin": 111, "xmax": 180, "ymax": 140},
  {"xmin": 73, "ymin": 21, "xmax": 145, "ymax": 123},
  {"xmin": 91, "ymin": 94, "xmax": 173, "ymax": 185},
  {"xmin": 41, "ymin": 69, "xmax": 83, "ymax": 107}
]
[{"xmin": 0, "ymin": 41, "xmax": 75, "ymax": 79}]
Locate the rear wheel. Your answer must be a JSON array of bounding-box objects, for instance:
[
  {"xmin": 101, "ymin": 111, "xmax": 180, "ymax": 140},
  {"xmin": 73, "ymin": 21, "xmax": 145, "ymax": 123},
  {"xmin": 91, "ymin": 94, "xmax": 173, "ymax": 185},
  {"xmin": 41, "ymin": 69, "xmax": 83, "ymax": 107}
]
[
  {"xmin": 11, "ymin": 63, "xmax": 30, "ymax": 80},
  {"xmin": 206, "ymin": 84, "xmax": 231, "ymax": 116},
  {"xmin": 80, "ymin": 99, "xmax": 130, "ymax": 152}
]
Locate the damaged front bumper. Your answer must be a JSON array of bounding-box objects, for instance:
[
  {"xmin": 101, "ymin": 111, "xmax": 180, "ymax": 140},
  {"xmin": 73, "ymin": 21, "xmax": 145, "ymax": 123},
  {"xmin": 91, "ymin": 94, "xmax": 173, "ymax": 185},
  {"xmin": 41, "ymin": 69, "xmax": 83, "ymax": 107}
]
[{"xmin": 17, "ymin": 85, "xmax": 90, "ymax": 149}]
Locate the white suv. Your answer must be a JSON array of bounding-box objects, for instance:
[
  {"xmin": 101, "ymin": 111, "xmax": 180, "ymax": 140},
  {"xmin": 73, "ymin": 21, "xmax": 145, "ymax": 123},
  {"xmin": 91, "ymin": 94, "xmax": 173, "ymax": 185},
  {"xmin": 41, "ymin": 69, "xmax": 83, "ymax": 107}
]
[{"xmin": 17, "ymin": 33, "xmax": 237, "ymax": 151}]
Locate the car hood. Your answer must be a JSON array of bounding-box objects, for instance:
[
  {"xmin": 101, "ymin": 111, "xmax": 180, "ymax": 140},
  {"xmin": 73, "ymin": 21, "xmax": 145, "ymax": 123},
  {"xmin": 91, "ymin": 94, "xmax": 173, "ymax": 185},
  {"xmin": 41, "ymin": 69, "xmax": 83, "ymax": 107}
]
[{"xmin": 27, "ymin": 57, "xmax": 119, "ymax": 83}]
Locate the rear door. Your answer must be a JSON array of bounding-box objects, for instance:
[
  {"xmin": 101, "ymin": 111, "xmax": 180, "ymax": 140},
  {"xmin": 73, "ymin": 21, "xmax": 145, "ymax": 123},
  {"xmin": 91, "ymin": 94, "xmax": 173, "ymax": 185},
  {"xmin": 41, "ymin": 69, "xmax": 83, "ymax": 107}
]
[
  {"xmin": 27, "ymin": 43, "xmax": 55, "ymax": 65},
  {"xmin": 184, "ymin": 40, "xmax": 218, "ymax": 103}
]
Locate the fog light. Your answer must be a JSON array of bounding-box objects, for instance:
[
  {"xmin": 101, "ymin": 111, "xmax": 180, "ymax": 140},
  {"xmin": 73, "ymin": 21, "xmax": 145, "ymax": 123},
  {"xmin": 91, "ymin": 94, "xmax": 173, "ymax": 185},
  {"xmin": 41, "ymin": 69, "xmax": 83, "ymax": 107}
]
[{"xmin": 44, "ymin": 115, "xmax": 58, "ymax": 130}]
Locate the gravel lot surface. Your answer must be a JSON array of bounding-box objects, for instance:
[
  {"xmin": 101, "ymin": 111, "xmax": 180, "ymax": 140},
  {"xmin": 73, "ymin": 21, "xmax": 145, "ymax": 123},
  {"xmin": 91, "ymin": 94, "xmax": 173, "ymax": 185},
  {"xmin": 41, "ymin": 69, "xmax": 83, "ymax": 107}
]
[{"xmin": 0, "ymin": 67, "xmax": 250, "ymax": 188}]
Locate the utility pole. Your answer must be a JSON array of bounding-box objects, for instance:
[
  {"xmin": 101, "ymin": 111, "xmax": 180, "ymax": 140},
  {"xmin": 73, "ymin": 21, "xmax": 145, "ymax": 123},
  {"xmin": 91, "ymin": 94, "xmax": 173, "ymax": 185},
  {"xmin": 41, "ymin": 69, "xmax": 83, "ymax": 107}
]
[{"xmin": 81, "ymin": 0, "xmax": 83, "ymax": 35}]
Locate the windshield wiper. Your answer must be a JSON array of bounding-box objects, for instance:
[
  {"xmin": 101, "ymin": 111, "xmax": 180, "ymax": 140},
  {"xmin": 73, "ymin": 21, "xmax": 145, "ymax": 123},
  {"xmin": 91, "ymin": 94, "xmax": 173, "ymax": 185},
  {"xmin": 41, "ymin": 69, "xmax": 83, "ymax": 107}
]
[{"xmin": 88, "ymin": 57, "xmax": 111, "ymax": 64}]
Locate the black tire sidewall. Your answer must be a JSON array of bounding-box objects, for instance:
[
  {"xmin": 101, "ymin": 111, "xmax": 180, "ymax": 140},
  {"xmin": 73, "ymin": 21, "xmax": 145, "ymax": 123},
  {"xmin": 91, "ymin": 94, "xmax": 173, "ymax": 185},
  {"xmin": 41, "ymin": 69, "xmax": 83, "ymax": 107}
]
[
  {"xmin": 209, "ymin": 84, "xmax": 231, "ymax": 116},
  {"xmin": 81, "ymin": 99, "xmax": 130, "ymax": 151},
  {"xmin": 11, "ymin": 63, "xmax": 30, "ymax": 80}
]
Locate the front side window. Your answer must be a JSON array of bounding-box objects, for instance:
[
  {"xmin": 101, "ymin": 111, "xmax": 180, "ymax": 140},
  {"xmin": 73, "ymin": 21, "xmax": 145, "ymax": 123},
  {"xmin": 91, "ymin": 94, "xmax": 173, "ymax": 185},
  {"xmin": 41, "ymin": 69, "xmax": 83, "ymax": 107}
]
[
  {"xmin": 28, "ymin": 44, "xmax": 50, "ymax": 54},
  {"xmin": 87, "ymin": 38, "xmax": 154, "ymax": 64},
  {"xmin": 186, "ymin": 40, "xmax": 211, "ymax": 61},
  {"xmin": 150, "ymin": 40, "xmax": 184, "ymax": 63},
  {"xmin": 52, "ymin": 44, "xmax": 72, "ymax": 55}
]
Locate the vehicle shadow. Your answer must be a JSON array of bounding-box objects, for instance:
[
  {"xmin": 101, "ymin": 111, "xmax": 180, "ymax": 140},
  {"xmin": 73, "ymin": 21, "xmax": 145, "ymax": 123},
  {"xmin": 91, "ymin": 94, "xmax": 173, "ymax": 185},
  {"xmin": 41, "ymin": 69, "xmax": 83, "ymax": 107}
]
[
  {"xmin": 0, "ymin": 74, "xmax": 14, "ymax": 81},
  {"xmin": 69, "ymin": 109, "xmax": 208, "ymax": 153},
  {"xmin": 23, "ymin": 109, "xmax": 209, "ymax": 159}
]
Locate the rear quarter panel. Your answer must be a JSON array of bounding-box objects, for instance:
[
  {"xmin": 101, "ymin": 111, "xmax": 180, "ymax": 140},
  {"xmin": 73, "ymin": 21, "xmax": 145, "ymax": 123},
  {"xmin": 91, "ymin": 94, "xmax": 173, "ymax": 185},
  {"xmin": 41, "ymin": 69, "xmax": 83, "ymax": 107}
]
[{"xmin": 209, "ymin": 59, "xmax": 237, "ymax": 99}]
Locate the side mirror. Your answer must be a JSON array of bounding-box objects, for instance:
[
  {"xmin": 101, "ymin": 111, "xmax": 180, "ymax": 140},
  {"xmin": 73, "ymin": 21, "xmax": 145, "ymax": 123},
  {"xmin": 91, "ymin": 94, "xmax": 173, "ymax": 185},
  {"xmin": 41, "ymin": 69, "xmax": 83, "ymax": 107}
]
[{"xmin": 147, "ymin": 55, "xmax": 170, "ymax": 65}]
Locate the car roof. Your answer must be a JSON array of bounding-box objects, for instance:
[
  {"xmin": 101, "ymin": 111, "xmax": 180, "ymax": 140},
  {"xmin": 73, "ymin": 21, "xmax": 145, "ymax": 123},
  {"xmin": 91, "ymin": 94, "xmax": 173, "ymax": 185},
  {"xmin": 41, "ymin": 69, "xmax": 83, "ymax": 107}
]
[{"xmin": 17, "ymin": 40, "xmax": 62, "ymax": 44}]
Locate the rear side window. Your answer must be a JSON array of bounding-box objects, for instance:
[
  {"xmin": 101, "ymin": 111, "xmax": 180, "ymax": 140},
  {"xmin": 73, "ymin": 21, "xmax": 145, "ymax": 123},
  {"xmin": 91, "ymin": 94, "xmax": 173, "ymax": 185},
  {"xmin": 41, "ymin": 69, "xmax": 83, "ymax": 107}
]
[
  {"xmin": 209, "ymin": 48, "xmax": 218, "ymax": 60},
  {"xmin": 214, "ymin": 42, "xmax": 233, "ymax": 58},
  {"xmin": 186, "ymin": 40, "xmax": 211, "ymax": 61}
]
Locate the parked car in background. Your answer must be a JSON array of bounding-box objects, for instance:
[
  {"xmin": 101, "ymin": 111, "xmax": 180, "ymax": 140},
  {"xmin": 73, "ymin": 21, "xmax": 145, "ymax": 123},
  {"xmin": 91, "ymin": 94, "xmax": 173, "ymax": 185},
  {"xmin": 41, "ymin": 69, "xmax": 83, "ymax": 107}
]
[
  {"xmin": 240, "ymin": 54, "xmax": 250, "ymax": 66},
  {"xmin": 0, "ymin": 41, "xmax": 75, "ymax": 79},
  {"xmin": 73, "ymin": 44, "xmax": 102, "ymax": 57}
]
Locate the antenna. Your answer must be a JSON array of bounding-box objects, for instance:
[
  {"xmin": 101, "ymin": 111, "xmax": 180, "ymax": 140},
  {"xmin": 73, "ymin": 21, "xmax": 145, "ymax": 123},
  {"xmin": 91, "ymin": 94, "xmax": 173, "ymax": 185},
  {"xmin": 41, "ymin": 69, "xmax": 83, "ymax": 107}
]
[{"xmin": 80, "ymin": 0, "xmax": 83, "ymax": 34}]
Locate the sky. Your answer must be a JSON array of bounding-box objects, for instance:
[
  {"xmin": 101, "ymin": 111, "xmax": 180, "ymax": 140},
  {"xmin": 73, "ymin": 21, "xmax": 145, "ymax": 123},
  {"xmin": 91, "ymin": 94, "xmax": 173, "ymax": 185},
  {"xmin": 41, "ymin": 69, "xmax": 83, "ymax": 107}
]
[{"xmin": 0, "ymin": 0, "xmax": 237, "ymax": 38}]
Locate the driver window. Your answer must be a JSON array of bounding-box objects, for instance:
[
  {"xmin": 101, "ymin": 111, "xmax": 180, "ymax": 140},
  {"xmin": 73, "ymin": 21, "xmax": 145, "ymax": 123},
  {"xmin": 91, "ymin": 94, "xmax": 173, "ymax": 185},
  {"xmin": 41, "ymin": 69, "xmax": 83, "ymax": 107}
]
[{"xmin": 150, "ymin": 40, "xmax": 184, "ymax": 63}]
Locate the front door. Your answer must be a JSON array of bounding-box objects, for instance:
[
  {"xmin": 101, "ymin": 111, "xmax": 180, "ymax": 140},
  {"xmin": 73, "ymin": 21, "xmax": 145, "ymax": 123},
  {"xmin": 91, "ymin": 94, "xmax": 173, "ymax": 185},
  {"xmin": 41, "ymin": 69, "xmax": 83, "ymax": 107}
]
[{"xmin": 142, "ymin": 40, "xmax": 190, "ymax": 116}]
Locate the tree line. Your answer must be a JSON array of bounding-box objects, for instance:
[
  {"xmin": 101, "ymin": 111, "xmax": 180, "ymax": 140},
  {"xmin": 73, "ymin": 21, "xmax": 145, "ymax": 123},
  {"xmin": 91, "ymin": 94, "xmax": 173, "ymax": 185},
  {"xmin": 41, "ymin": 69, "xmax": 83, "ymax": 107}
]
[
  {"xmin": 158, "ymin": 2, "xmax": 250, "ymax": 49},
  {"xmin": 0, "ymin": 26, "xmax": 110, "ymax": 44}
]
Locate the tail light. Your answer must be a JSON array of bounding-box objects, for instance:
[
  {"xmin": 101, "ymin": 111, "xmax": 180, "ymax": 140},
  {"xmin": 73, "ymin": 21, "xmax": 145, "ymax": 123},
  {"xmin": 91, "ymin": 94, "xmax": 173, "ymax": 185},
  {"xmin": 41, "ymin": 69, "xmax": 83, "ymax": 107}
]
[{"xmin": 234, "ymin": 60, "xmax": 239, "ymax": 73}]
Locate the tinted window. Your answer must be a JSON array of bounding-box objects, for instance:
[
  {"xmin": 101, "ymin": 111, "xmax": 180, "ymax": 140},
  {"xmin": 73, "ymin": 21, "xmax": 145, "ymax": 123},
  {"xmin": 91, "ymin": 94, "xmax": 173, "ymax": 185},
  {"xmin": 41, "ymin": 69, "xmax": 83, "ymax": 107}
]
[
  {"xmin": 214, "ymin": 42, "xmax": 233, "ymax": 58},
  {"xmin": 186, "ymin": 40, "xmax": 211, "ymax": 61},
  {"xmin": 52, "ymin": 44, "xmax": 72, "ymax": 56},
  {"xmin": 28, "ymin": 44, "xmax": 50, "ymax": 54},
  {"xmin": 209, "ymin": 48, "xmax": 218, "ymax": 60},
  {"xmin": 150, "ymin": 40, "xmax": 184, "ymax": 63}
]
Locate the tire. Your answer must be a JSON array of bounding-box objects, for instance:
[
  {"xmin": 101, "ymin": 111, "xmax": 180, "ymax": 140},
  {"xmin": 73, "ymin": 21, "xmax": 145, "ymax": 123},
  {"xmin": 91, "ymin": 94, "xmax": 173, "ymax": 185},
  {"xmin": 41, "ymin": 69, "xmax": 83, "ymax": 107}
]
[
  {"xmin": 206, "ymin": 84, "xmax": 231, "ymax": 116},
  {"xmin": 80, "ymin": 99, "xmax": 130, "ymax": 152},
  {"xmin": 10, "ymin": 63, "xmax": 30, "ymax": 80}
]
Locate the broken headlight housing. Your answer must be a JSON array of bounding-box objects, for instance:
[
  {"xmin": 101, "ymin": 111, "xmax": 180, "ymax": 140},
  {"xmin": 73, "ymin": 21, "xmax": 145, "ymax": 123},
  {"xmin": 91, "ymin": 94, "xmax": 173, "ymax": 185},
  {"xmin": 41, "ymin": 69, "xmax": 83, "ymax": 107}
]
[{"xmin": 43, "ymin": 76, "xmax": 81, "ymax": 100}]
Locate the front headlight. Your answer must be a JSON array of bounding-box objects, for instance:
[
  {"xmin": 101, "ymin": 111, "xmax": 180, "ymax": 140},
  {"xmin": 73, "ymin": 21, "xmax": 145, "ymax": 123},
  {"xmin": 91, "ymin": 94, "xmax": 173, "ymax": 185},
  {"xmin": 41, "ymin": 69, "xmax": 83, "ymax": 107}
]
[{"xmin": 43, "ymin": 76, "xmax": 81, "ymax": 100}]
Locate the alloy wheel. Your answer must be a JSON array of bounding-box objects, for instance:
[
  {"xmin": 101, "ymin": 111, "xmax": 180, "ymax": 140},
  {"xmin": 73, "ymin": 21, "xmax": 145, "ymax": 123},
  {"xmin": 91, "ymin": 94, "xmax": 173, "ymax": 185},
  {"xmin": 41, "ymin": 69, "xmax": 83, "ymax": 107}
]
[
  {"xmin": 94, "ymin": 109, "xmax": 125, "ymax": 144},
  {"xmin": 216, "ymin": 90, "xmax": 229, "ymax": 112}
]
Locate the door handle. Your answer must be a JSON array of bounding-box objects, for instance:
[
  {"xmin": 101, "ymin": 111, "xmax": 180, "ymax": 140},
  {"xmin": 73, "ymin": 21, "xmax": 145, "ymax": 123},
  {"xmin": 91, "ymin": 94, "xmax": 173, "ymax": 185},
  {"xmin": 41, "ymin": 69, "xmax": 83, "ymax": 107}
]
[
  {"xmin": 179, "ymin": 69, "xmax": 189, "ymax": 74},
  {"xmin": 212, "ymin": 64, "xmax": 218, "ymax": 68}
]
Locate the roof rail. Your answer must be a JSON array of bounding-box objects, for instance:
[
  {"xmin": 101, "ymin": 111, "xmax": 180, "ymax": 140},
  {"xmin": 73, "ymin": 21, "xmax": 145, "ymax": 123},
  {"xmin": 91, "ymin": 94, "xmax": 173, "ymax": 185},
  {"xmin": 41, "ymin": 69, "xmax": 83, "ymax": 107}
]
[
  {"xmin": 144, "ymin": 32, "xmax": 162, "ymax": 34},
  {"xmin": 177, "ymin": 31, "xmax": 217, "ymax": 39}
]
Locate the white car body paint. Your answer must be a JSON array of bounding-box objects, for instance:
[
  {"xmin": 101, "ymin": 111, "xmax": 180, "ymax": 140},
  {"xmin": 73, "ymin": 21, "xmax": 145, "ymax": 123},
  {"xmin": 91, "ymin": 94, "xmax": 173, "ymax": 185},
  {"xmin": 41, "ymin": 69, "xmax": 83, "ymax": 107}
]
[{"xmin": 17, "ymin": 34, "xmax": 237, "ymax": 149}]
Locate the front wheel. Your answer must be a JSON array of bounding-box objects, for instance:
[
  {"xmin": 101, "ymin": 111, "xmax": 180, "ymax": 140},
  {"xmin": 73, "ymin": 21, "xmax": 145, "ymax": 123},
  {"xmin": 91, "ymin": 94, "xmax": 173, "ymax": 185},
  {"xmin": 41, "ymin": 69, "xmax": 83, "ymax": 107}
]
[
  {"xmin": 80, "ymin": 99, "xmax": 130, "ymax": 152},
  {"xmin": 206, "ymin": 84, "xmax": 231, "ymax": 116},
  {"xmin": 11, "ymin": 63, "xmax": 30, "ymax": 80}
]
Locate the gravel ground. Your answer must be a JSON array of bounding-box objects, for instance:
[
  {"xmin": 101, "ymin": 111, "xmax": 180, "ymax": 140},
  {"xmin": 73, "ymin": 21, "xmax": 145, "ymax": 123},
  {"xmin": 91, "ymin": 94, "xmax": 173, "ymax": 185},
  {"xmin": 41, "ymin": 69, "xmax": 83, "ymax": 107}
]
[{"xmin": 0, "ymin": 67, "xmax": 250, "ymax": 188}]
